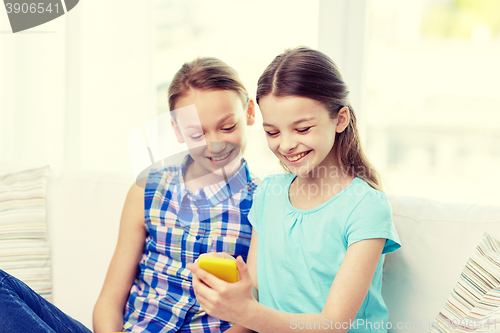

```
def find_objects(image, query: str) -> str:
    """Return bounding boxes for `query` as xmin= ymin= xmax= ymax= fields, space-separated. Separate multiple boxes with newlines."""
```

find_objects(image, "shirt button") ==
xmin=196 ymin=236 xmax=201 ymax=240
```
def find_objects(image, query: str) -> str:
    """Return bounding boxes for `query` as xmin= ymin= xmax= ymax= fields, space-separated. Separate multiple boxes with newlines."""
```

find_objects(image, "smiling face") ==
xmin=260 ymin=94 xmax=349 ymax=178
xmin=172 ymin=89 xmax=255 ymax=180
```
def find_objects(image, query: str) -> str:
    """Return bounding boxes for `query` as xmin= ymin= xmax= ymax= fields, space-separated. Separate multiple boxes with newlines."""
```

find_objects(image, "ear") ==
xmin=335 ymin=106 xmax=350 ymax=133
xmin=246 ymin=99 xmax=256 ymax=126
xmin=171 ymin=118 xmax=185 ymax=143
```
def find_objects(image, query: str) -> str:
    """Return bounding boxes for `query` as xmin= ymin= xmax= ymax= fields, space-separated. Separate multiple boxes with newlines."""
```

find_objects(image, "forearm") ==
xmin=93 ymin=295 xmax=125 ymax=333
xmin=241 ymin=301 xmax=348 ymax=333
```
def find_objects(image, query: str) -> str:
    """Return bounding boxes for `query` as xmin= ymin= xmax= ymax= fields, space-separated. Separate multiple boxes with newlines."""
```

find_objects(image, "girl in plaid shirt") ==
xmin=0 ymin=57 xmax=259 ymax=333
xmin=93 ymin=57 xmax=260 ymax=333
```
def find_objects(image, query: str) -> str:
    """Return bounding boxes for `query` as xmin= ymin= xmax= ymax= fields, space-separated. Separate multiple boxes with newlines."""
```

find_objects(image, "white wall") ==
xmin=0 ymin=10 xmax=66 ymax=171
xmin=318 ymin=0 xmax=369 ymax=124
xmin=0 ymin=0 xmax=155 ymax=328
xmin=0 ymin=0 xmax=156 ymax=178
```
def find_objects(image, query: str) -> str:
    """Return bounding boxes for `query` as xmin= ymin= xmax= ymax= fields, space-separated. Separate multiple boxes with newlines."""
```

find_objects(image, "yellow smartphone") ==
xmin=197 ymin=256 xmax=239 ymax=283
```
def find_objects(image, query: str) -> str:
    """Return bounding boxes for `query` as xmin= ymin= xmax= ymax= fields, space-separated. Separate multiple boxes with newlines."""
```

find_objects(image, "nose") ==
xmin=278 ymin=133 xmax=298 ymax=154
xmin=207 ymin=141 xmax=226 ymax=154
xmin=203 ymin=132 xmax=225 ymax=154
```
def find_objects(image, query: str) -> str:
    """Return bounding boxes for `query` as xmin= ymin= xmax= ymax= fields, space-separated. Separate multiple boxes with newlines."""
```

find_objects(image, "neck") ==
xmin=184 ymin=159 xmax=242 ymax=191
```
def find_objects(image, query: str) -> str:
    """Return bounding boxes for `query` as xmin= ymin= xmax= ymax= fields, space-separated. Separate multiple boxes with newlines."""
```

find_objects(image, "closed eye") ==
xmin=265 ymin=131 xmax=279 ymax=137
xmin=222 ymin=124 xmax=236 ymax=132
xmin=190 ymin=134 xmax=204 ymax=141
xmin=297 ymin=127 xmax=312 ymax=133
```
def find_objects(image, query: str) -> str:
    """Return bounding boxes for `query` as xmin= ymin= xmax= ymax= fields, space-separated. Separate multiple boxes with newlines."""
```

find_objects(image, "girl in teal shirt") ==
xmin=188 ymin=47 xmax=401 ymax=333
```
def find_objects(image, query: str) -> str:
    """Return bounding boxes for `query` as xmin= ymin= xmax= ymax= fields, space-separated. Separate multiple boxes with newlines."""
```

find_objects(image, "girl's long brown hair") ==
xmin=256 ymin=46 xmax=382 ymax=190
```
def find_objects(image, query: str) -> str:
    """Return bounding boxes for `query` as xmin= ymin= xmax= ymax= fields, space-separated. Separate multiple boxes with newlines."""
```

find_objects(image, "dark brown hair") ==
xmin=256 ymin=46 xmax=382 ymax=190
xmin=168 ymin=57 xmax=249 ymax=111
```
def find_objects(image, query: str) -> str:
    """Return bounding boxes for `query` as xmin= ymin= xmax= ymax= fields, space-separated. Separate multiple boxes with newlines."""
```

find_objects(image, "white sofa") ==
xmin=39 ymin=171 xmax=500 ymax=331
xmin=45 ymin=171 xmax=131 ymax=330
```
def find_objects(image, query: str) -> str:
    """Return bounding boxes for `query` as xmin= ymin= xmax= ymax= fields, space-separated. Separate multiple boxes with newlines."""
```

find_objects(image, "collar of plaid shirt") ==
xmin=176 ymin=154 xmax=252 ymax=207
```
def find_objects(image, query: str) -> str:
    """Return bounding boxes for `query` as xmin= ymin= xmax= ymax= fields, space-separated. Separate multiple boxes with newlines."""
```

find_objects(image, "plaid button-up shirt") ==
xmin=123 ymin=155 xmax=259 ymax=332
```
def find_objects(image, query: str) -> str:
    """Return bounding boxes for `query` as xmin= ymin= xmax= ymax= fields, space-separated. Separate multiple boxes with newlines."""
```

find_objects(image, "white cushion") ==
xmin=0 ymin=166 xmax=52 ymax=300
xmin=383 ymin=195 xmax=500 ymax=332
xmin=430 ymin=232 xmax=500 ymax=333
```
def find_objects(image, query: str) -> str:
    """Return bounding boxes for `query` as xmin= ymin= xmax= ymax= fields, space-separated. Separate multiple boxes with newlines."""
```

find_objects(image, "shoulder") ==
xmin=343 ymin=178 xmax=393 ymax=226
xmin=343 ymin=179 xmax=401 ymax=253
xmin=347 ymin=178 xmax=390 ymax=207
xmin=146 ymin=165 xmax=181 ymax=187
xmin=128 ymin=182 xmax=145 ymax=201
xmin=124 ymin=182 xmax=145 ymax=224
xmin=341 ymin=178 xmax=393 ymax=226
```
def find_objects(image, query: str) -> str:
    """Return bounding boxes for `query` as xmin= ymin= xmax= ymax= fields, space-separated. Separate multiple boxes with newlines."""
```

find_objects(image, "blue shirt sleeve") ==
xmin=344 ymin=190 xmax=401 ymax=254
xmin=247 ymin=176 xmax=272 ymax=234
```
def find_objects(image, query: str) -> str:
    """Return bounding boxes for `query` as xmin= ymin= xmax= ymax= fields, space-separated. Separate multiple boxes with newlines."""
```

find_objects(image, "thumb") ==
xmin=236 ymin=256 xmax=251 ymax=282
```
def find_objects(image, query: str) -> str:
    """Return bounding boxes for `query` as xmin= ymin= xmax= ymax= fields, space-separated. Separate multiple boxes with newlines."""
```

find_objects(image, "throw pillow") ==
xmin=0 ymin=166 xmax=51 ymax=301
xmin=430 ymin=232 xmax=500 ymax=332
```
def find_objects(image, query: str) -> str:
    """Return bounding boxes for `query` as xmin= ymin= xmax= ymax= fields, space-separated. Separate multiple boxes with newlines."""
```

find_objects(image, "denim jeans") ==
xmin=0 ymin=269 xmax=92 ymax=333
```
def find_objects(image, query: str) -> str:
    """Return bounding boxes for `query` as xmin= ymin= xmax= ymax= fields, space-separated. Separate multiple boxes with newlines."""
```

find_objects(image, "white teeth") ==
xmin=211 ymin=150 xmax=232 ymax=161
xmin=285 ymin=151 xmax=308 ymax=162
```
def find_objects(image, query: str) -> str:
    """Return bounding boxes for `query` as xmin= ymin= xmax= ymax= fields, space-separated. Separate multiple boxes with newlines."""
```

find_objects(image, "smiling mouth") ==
xmin=283 ymin=150 xmax=311 ymax=162
xmin=207 ymin=149 xmax=234 ymax=162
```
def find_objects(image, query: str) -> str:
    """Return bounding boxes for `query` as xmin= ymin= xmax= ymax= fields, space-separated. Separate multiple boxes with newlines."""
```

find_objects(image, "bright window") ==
xmin=365 ymin=0 xmax=500 ymax=205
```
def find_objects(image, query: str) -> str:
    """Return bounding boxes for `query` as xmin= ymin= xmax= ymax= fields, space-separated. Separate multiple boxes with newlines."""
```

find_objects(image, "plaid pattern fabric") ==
xmin=123 ymin=155 xmax=259 ymax=333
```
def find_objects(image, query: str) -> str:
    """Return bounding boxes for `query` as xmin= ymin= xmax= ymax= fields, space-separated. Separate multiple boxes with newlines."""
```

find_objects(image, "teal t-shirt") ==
xmin=248 ymin=174 xmax=401 ymax=333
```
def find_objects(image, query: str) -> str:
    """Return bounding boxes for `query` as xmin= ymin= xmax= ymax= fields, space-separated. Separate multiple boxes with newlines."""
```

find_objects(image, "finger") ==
xmin=191 ymin=271 xmax=220 ymax=299
xmin=236 ymin=256 xmax=251 ymax=281
xmin=191 ymin=275 xmax=206 ymax=299
xmin=195 ymin=292 xmax=210 ymax=306
xmin=195 ymin=293 xmax=214 ymax=315
xmin=192 ymin=281 xmax=219 ymax=309
xmin=187 ymin=261 xmax=200 ymax=271
xmin=195 ymin=266 xmax=227 ymax=290
xmin=191 ymin=272 xmax=202 ymax=289
xmin=192 ymin=271 xmax=211 ymax=290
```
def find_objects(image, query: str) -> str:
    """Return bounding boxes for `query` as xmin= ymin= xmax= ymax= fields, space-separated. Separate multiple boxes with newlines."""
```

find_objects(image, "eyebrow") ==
xmin=263 ymin=117 xmax=315 ymax=127
xmin=216 ymin=114 xmax=235 ymax=125
xmin=183 ymin=114 xmax=235 ymax=130
xmin=185 ymin=125 xmax=202 ymax=130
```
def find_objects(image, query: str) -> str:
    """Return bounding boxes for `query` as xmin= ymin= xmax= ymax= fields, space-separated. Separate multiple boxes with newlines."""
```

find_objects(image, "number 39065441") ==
xmin=5 ymin=3 xmax=60 ymax=14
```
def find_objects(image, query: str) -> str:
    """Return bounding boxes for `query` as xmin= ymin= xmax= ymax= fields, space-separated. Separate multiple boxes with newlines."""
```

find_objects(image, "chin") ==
xmin=215 ymin=151 xmax=242 ymax=177
xmin=296 ymin=169 xmax=313 ymax=178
